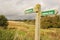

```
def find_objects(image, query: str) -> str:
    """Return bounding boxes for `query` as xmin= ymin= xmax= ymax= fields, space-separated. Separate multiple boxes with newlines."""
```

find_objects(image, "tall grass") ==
xmin=0 ymin=29 xmax=16 ymax=40
xmin=0 ymin=21 xmax=60 ymax=40
xmin=0 ymin=28 xmax=60 ymax=40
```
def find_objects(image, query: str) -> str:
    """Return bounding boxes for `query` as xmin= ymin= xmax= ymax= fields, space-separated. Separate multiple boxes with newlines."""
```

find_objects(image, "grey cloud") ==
xmin=0 ymin=0 xmax=38 ymax=20
xmin=0 ymin=0 xmax=60 ymax=20
xmin=6 ymin=13 xmax=35 ymax=20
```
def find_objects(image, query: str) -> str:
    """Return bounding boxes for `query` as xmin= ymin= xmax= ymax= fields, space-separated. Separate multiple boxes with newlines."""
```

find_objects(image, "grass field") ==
xmin=0 ymin=21 xmax=60 ymax=40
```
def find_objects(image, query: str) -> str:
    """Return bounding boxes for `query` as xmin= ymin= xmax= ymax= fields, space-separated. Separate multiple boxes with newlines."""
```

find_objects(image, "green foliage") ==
xmin=41 ymin=15 xmax=60 ymax=29
xmin=0 ymin=15 xmax=8 ymax=28
xmin=0 ymin=29 xmax=16 ymax=40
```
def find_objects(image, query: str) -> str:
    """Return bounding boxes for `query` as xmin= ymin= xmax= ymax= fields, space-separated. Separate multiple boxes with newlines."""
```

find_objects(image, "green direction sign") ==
xmin=42 ymin=10 xmax=55 ymax=16
xmin=25 ymin=8 xmax=56 ymax=16
xmin=25 ymin=8 xmax=34 ymax=13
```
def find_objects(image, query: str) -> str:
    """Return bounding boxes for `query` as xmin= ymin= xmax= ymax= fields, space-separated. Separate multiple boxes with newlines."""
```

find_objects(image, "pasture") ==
xmin=0 ymin=21 xmax=60 ymax=40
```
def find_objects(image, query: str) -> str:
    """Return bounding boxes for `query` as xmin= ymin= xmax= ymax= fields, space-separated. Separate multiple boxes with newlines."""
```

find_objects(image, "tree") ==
xmin=0 ymin=15 xmax=8 ymax=28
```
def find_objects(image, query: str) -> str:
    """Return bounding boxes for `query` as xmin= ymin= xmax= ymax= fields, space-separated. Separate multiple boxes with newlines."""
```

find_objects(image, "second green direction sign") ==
xmin=42 ymin=10 xmax=55 ymax=16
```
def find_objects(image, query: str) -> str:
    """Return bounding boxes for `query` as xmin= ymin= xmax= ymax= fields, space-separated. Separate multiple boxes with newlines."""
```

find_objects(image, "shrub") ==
xmin=0 ymin=15 xmax=8 ymax=28
xmin=41 ymin=15 xmax=60 ymax=29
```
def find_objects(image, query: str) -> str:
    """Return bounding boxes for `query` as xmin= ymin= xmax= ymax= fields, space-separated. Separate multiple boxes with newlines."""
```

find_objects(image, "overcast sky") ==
xmin=0 ymin=0 xmax=60 ymax=20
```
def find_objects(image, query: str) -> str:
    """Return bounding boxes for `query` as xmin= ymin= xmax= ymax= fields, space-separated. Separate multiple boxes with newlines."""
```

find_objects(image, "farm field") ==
xmin=0 ymin=21 xmax=60 ymax=40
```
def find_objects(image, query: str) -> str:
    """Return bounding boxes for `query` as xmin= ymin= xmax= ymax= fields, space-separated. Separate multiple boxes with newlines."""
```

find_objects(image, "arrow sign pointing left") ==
xmin=24 ymin=8 xmax=34 ymax=14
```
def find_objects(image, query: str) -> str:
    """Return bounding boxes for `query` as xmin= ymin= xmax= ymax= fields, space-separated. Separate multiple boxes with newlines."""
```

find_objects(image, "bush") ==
xmin=0 ymin=15 xmax=8 ymax=28
xmin=41 ymin=15 xmax=60 ymax=29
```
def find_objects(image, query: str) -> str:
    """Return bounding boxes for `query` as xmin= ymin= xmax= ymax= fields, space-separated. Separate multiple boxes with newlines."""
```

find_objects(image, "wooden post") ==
xmin=34 ymin=4 xmax=41 ymax=40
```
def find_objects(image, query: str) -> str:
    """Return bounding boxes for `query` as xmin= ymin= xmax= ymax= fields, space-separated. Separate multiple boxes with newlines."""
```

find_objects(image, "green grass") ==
xmin=0 ymin=29 xmax=16 ymax=40
xmin=0 ymin=28 xmax=60 ymax=40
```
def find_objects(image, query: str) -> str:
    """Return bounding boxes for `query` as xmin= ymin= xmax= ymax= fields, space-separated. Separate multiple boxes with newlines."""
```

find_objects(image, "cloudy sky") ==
xmin=0 ymin=0 xmax=60 ymax=20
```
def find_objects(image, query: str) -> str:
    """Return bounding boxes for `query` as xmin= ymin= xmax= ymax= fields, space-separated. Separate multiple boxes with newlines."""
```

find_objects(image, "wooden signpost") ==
xmin=25 ymin=4 xmax=41 ymax=40
xmin=33 ymin=4 xmax=41 ymax=40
